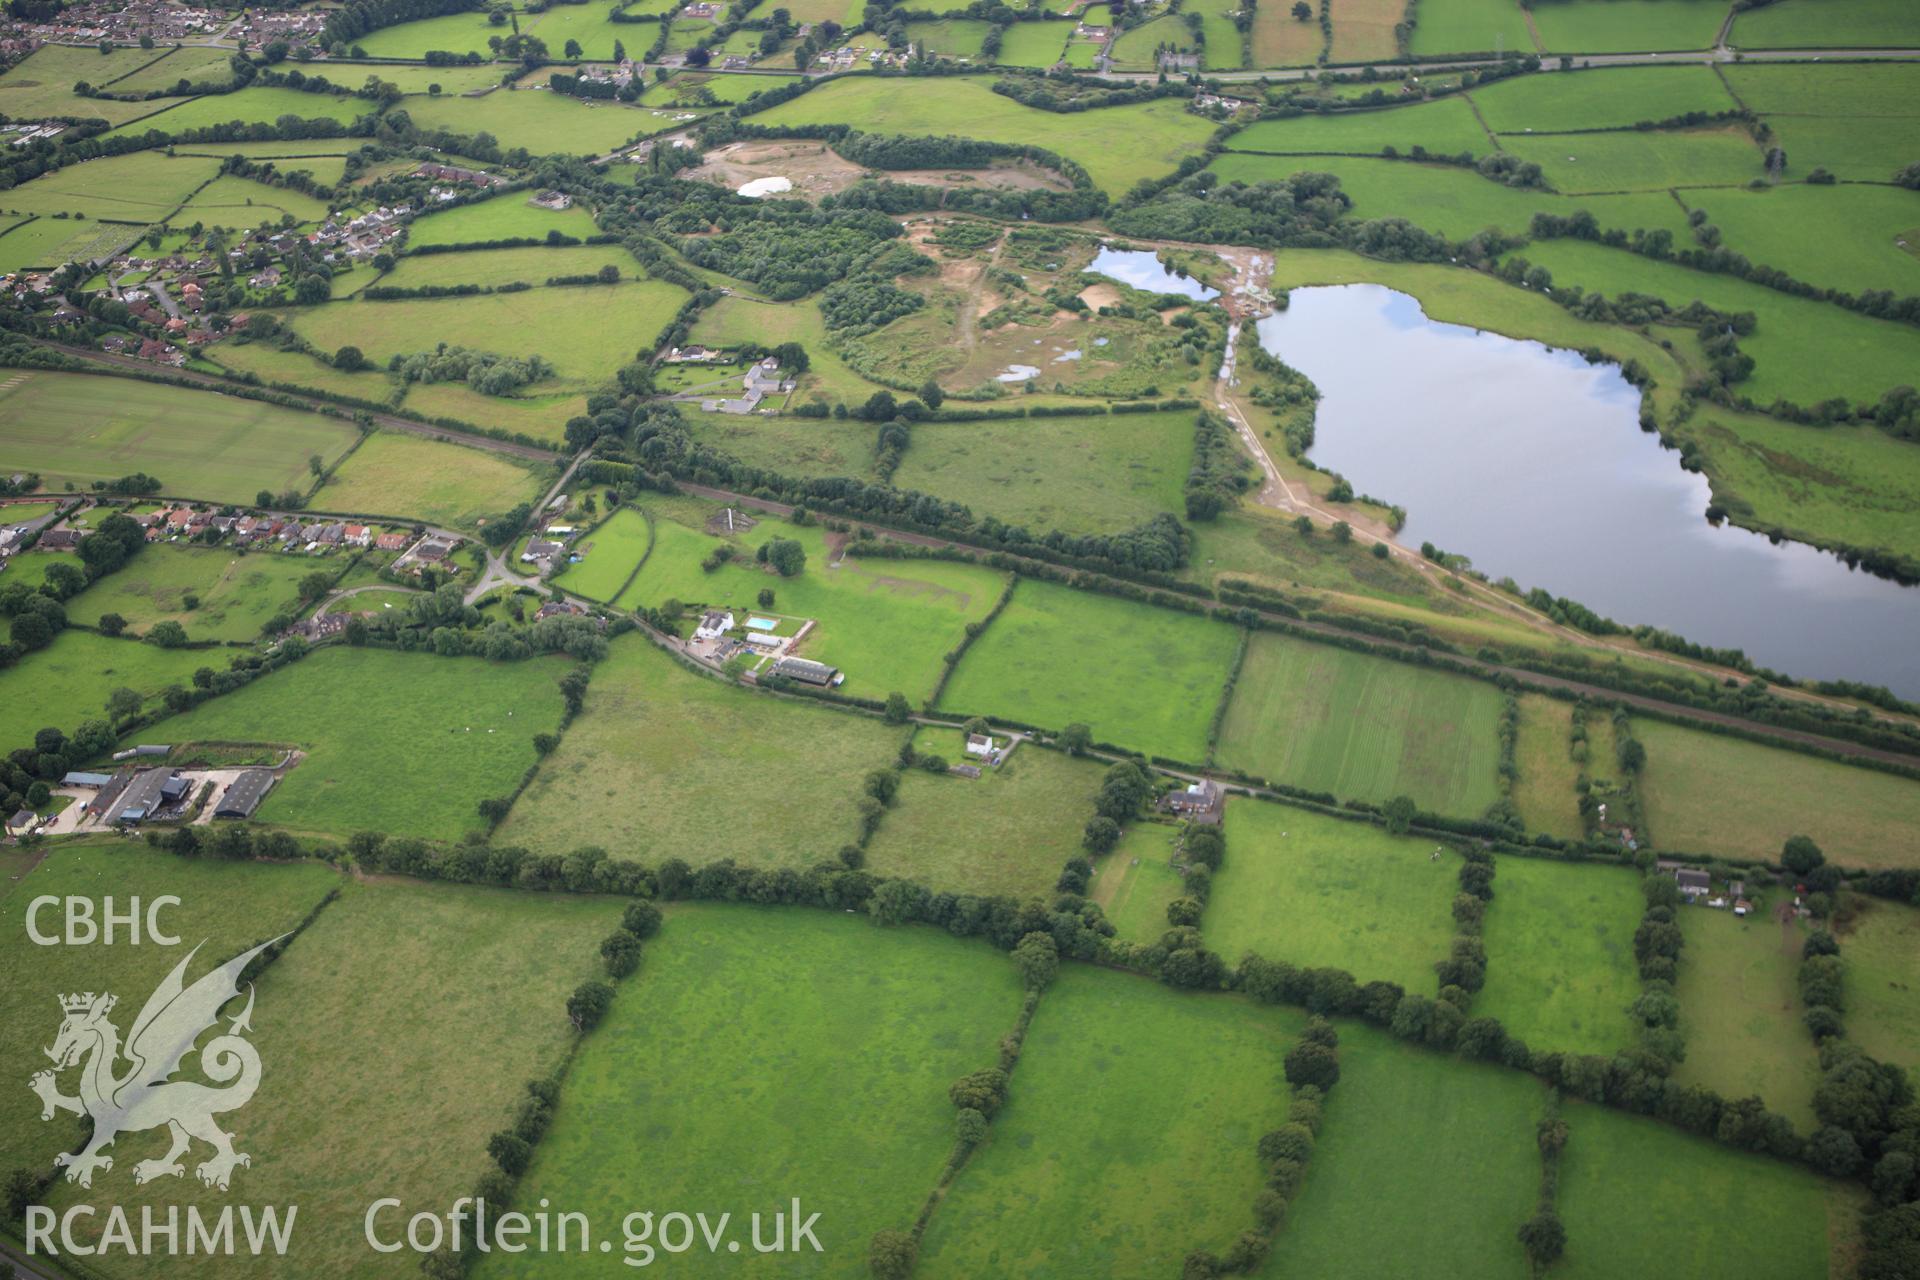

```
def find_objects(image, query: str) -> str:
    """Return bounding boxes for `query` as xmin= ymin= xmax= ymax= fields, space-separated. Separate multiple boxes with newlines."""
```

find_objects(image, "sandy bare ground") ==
xmin=683 ymin=140 xmax=1074 ymax=200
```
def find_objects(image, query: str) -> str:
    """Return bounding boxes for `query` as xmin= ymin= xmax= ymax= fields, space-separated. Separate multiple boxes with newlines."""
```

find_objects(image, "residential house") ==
xmin=375 ymin=531 xmax=412 ymax=551
xmin=1163 ymin=777 xmax=1224 ymax=824
xmin=343 ymin=524 xmax=372 ymax=547
xmin=694 ymin=610 xmax=735 ymax=640
xmin=1674 ymin=868 xmax=1712 ymax=899
xmin=37 ymin=529 xmax=82 ymax=550
xmin=522 ymin=538 xmax=564 ymax=565
xmin=965 ymin=733 xmax=996 ymax=759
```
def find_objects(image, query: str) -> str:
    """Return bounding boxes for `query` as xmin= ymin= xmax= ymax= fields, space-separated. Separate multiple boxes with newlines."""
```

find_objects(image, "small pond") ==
xmin=1090 ymin=247 xmax=1219 ymax=301
xmin=1255 ymin=284 xmax=1920 ymax=695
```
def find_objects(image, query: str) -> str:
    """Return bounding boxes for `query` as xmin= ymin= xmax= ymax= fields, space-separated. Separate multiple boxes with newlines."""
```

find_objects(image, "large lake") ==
xmin=1253 ymin=284 xmax=1920 ymax=696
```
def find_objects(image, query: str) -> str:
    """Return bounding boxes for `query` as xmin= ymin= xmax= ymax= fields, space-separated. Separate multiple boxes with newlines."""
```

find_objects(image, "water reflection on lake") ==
xmin=1255 ymin=284 xmax=1920 ymax=695
xmin=1090 ymin=247 xmax=1219 ymax=300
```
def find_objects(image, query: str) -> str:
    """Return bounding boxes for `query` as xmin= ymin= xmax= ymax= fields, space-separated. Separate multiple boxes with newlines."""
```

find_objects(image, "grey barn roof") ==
xmin=214 ymin=770 xmax=275 ymax=819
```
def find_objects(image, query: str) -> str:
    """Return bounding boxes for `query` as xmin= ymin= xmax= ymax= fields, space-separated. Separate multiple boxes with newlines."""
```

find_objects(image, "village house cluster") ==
xmin=227 ymin=7 xmax=329 ymax=51
xmin=20 ymin=0 xmax=226 ymax=45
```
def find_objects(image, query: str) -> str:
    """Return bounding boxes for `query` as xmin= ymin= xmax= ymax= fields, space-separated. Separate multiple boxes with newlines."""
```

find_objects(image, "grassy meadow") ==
xmin=0 ymin=372 xmax=359 ymax=504
xmin=1526 ymin=0 xmax=1729 ymax=52
xmin=0 ymin=629 xmax=240 ymax=752
xmin=486 ymin=905 xmax=1026 ymax=1278
xmin=0 ymin=44 xmax=187 ymax=125
xmin=617 ymin=500 xmax=1009 ymax=701
xmin=1086 ymin=821 xmax=1189 ymax=944
xmin=1498 ymin=126 xmax=1765 ymax=192
xmin=936 ymin=577 xmax=1241 ymax=761
xmin=63 ymin=544 xmax=322 ymax=643
xmin=1730 ymin=0 xmax=1920 ymax=47
xmin=43 ymin=876 xmax=623 ymax=1280
xmin=1407 ymin=0 xmax=1530 ymax=56
xmin=145 ymin=648 xmax=571 ymax=841
xmin=1470 ymin=65 xmax=1737 ymax=132
xmin=1835 ymin=897 xmax=1920 ymax=1083
xmin=1555 ymin=1101 xmax=1854 ymax=1280
xmin=495 ymin=636 xmax=900 ymax=861
xmin=1475 ymin=857 xmax=1643 ymax=1057
xmin=1510 ymin=693 xmax=1583 ymax=839
xmin=319 ymin=431 xmax=546 ymax=529
xmin=890 ymin=410 xmax=1196 ymax=536
xmin=1512 ymin=238 xmax=1920 ymax=406
xmin=1206 ymin=799 xmax=1459 ymax=991
xmin=1227 ymin=95 xmax=1491 ymax=157
xmin=862 ymin=734 xmax=1107 ymax=898
xmin=0 ymin=842 xmax=342 ymax=1176
xmin=283 ymin=277 xmax=687 ymax=390
xmin=406 ymin=191 xmax=601 ymax=247
xmin=753 ymin=76 xmax=1218 ymax=195
xmin=1670 ymin=905 xmax=1821 ymax=1129
xmin=105 ymin=87 xmax=373 ymax=139
xmin=396 ymin=91 xmax=671 ymax=156
xmin=1635 ymin=719 xmax=1920 ymax=870
xmin=373 ymin=244 xmax=635 ymax=292
xmin=1681 ymin=182 xmax=1920 ymax=297
xmin=1214 ymin=633 xmax=1505 ymax=816
xmin=551 ymin=506 xmax=652 ymax=601
xmin=1260 ymin=1023 xmax=1542 ymax=1280
xmin=916 ymin=967 xmax=1302 ymax=1278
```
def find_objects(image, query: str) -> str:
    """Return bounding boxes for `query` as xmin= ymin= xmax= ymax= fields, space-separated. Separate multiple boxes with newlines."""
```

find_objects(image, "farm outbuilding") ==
xmin=214 ymin=769 xmax=275 ymax=820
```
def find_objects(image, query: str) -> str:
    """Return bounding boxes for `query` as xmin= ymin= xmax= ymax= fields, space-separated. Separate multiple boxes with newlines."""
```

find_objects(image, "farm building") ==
xmin=770 ymin=656 xmax=840 ymax=687
xmin=214 ymin=770 xmax=275 ymax=820
xmin=111 ymin=744 xmax=170 ymax=761
xmin=1162 ymin=777 xmax=1224 ymax=824
xmin=60 ymin=771 xmax=112 ymax=788
xmin=100 ymin=768 xmax=187 ymax=825
xmin=7 ymin=809 xmax=36 ymax=836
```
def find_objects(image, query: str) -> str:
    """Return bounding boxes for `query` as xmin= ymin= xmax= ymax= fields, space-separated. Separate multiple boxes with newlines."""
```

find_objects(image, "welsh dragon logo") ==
xmin=28 ymin=938 xmax=282 ymax=1191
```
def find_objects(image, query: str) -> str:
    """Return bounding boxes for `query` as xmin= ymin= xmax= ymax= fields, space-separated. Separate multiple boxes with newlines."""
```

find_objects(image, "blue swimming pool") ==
xmin=746 ymin=616 xmax=778 ymax=631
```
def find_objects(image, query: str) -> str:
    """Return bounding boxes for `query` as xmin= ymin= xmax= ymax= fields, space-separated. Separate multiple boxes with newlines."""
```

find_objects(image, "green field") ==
xmin=1227 ymin=95 xmax=1491 ymax=157
xmin=105 ymin=86 xmax=374 ymax=139
xmin=552 ymin=506 xmax=652 ymax=600
xmin=406 ymin=190 xmax=601 ymax=247
xmin=283 ymin=278 xmax=686 ymax=390
xmin=0 ymin=217 xmax=141 ymax=273
xmin=1408 ymin=0 xmax=1530 ymax=55
xmin=1208 ymin=152 xmax=1695 ymax=241
xmin=936 ymin=577 xmax=1241 ymax=761
xmin=41 ymin=875 xmax=622 ymax=1280
xmin=753 ymin=76 xmax=1218 ymax=195
xmin=1251 ymin=0 xmax=1327 ymax=64
xmin=890 ymin=410 xmax=1196 ymax=536
xmin=1215 ymin=633 xmax=1505 ymax=816
xmin=0 ymin=44 xmax=187 ymax=126
xmin=1499 ymin=125 xmax=1764 ymax=192
xmin=1635 ymin=718 xmax=1920 ymax=869
xmin=0 ymin=372 xmax=360 ymax=504
xmin=688 ymin=293 xmax=899 ymax=407
xmin=1721 ymin=64 xmax=1920 ymax=181
xmin=994 ymin=19 xmax=1072 ymax=65
xmin=3 ymin=150 xmax=223 ymax=222
xmin=177 ymin=173 xmax=332 ymax=228
xmin=1511 ymin=693 xmax=1583 ymax=839
xmin=376 ymin=243 xmax=635 ymax=291
xmin=1670 ymin=905 xmax=1821 ymax=1129
xmin=862 ymin=733 xmax=1106 ymax=898
xmin=1086 ymin=820 xmax=1189 ymax=943
xmin=1681 ymin=406 xmax=1920 ymax=566
xmin=397 ymin=382 xmax=589 ymax=444
xmin=1681 ymin=182 xmax=1920 ymax=297
xmin=319 ymin=431 xmax=546 ymax=529
xmin=1731 ymin=0 xmax=1920 ymax=47
xmin=496 ymin=636 xmax=899 ymax=861
xmin=146 ymin=647 xmax=570 ymax=840
xmin=905 ymin=18 xmax=996 ymax=58
xmin=1206 ymin=798 xmax=1460 ymax=990
xmin=64 ymin=544 xmax=323 ymax=643
xmin=0 ymin=842 xmax=343 ymax=1176
xmin=1326 ymin=0 xmax=1405 ymax=62
xmin=397 ymin=91 xmax=670 ymax=157
xmin=917 ymin=966 xmax=1301 ymax=1277
xmin=207 ymin=338 xmax=399 ymax=403
xmin=486 ymin=905 xmax=1025 ymax=1278
xmin=1471 ymin=65 xmax=1737 ymax=133
xmin=1475 ymin=857 xmax=1642 ymax=1056
xmin=1514 ymin=238 xmax=1920 ymax=406
xmin=616 ymin=499 xmax=1009 ymax=701
xmin=1555 ymin=1100 xmax=1851 ymax=1280
xmin=353 ymin=11 xmax=520 ymax=57
xmin=1261 ymin=1023 xmax=1542 ymax=1279
xmin=0 ymin=629 xmax=218 ymax=751
xmin=1527 ymin=0 xmax=1728 ymax=52
xmin=1835 ymin=896 xmax=1920 ymax=1083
